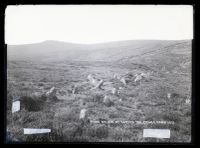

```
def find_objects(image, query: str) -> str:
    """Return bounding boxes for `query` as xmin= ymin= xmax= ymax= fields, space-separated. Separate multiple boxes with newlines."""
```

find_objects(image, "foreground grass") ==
xmin=7 ymin=42 xmax=191 ymax=142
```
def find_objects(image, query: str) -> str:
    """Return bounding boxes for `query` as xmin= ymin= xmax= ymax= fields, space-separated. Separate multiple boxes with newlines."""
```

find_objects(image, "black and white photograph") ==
xmin=5 ymin=5 xmax=193 ymax=143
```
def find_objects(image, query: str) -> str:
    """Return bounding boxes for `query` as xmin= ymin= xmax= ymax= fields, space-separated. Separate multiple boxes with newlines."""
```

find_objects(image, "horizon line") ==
xmin=6 ymin=39 xmax=193 ymax=46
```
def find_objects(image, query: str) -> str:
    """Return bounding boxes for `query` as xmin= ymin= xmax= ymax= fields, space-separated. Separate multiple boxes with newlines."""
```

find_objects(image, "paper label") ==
xmin=12 ymin=101 xmax=20 ymax=113
xmin=24 ymin=128 xmax=51 ymax=134
xmin=143 ymin=129 xmax=170 ymax=138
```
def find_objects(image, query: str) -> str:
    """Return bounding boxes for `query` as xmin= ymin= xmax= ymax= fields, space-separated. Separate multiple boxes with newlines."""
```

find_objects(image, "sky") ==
xmin=5 ymin=5 xmax=193 ymax=45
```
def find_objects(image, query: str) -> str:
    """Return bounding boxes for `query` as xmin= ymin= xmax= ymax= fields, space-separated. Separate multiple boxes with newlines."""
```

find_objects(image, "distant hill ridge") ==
xmin=7 ymin=40 xmax=191 ymax=62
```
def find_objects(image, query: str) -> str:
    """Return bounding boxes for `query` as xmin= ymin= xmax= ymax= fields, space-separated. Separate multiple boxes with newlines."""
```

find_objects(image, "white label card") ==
xmin=143 ymin=129 xmax=170 ymax=138
xmin=12 ymin=101 xmax=20 ymax=113
xmin=24 ymin=128 xmax=51 ymax=134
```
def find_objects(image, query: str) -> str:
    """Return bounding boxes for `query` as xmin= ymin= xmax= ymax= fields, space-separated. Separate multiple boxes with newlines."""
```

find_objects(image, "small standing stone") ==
xmin=72 ymin=86 xmax=77 ymax=94
xmin=111 ymin=88 xmax=118 ymax=95
xmin=119 ymin=87 xmax=123 ymax=90
xmin=113 ymin=74 xmax=118 ymax=79
xmin=120 ymin=77 xmax=127 ymax=86
xmin=79 ymin=109 xmax=87 ymax=119
xmin=94 ymin=79 xmax=104 ymax=89
xmin=46 ymin=87 xmax=57 ymax=101
xmin=46 ymin=87 xmax=56 ymax=97
xmin=185 ymin=99 xmax=191 ymax=104
xmin=167 ymin=93 xmax=171 ymax=99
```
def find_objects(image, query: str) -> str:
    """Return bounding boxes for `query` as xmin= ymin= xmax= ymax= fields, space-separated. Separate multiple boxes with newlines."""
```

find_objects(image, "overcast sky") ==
xmin=5 ymin=5 xmax=193 ymax=45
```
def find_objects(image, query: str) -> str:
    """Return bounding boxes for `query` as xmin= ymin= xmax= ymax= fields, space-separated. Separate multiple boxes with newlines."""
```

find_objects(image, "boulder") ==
xmin=103 ymin=96 xmax=113 ymax=107
xmin=134 ymin=75 xmax=143 ymax=82
xmin=87 ymin=74 xmax=104 ymax=89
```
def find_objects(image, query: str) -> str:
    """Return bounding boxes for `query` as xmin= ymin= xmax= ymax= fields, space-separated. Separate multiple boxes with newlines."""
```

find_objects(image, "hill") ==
xmin=7 ymin=40 xmax=191 ymax=62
